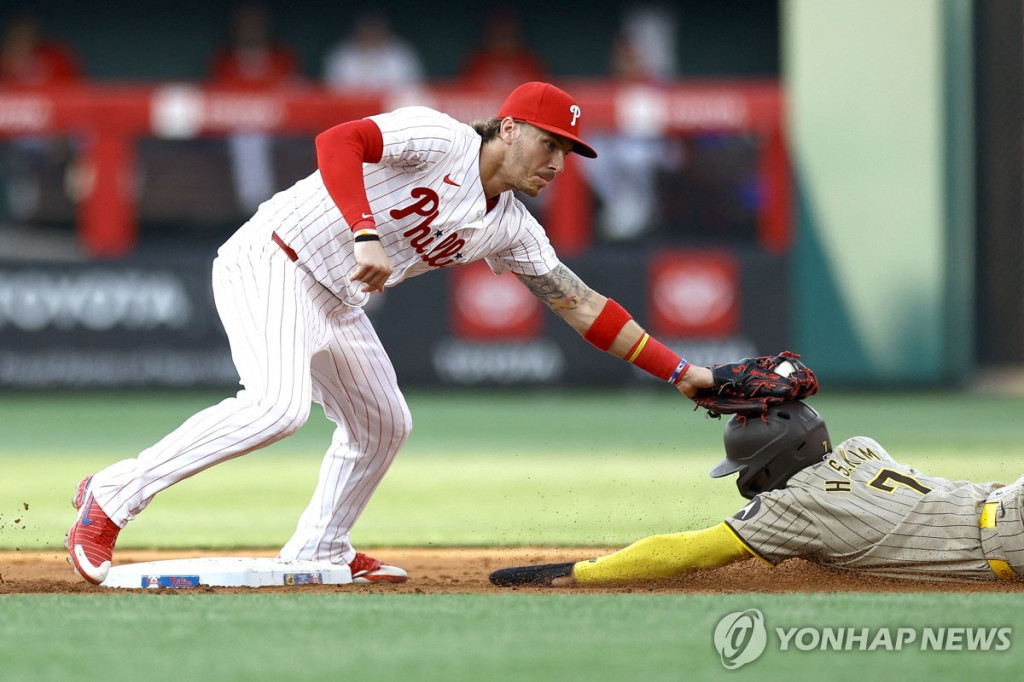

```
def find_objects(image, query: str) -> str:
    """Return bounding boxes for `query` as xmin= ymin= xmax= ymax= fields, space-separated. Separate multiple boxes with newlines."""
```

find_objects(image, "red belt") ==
xmin=271 ymin=231 xmax=298 ymax=262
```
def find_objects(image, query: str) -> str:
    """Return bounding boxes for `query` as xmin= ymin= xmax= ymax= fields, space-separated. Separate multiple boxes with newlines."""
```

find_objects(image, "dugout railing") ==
xmin=0 ymin=81 xmax=788 ymax=259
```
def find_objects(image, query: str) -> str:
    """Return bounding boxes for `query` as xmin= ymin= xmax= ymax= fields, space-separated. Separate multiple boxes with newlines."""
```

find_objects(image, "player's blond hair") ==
xmin=471 ymin=118 xmax=503 ymax=142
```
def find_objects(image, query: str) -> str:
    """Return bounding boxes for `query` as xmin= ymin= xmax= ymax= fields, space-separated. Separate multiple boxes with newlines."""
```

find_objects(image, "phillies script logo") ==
xmin=390 ymin=188 xmax=466 ymax=268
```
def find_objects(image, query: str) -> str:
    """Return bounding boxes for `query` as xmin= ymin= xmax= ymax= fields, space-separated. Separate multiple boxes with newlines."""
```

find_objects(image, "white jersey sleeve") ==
xmin=370 ymin=106 xmax=457 ymax=171
xmin=482 ymin=195 xmax=559 ymax=278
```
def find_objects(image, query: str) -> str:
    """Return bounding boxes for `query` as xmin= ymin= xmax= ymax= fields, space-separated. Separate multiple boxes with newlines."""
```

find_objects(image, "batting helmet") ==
xmin=709 ymin=400 xmax=832 ymax=499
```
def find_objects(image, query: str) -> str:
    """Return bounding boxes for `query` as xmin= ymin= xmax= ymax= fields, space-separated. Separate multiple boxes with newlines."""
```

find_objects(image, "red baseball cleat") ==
xmin=66 ymin=476 xmax=121 ymax=585
xmin=349 ymin=552 xmax=407 ymax=583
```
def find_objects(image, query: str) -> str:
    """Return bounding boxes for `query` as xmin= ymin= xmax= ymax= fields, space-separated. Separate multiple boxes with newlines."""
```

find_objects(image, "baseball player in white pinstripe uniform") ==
xmin=491 ymin=400 xmax=1024 ymax=587
xmin=66 ymin=81 xmax=721 ymax=585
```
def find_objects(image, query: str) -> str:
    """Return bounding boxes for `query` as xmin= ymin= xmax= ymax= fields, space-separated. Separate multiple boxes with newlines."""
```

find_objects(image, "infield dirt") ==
xmin=3 ymin=549 xmax=1024 ymax=595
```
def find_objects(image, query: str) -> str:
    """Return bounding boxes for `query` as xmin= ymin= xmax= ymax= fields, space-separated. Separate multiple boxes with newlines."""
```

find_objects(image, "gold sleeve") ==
xmin=573 ymin=522 xmax=754 ymax=585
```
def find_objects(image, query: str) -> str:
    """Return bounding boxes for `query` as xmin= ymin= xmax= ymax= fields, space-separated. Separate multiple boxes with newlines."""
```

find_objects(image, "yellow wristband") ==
xmin=626 ymin=333 xmax=649 ymax=363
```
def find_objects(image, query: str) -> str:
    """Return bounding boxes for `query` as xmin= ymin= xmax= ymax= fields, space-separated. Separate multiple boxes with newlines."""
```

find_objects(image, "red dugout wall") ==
xmin=0 ymin=81 xmax=788 ymax=258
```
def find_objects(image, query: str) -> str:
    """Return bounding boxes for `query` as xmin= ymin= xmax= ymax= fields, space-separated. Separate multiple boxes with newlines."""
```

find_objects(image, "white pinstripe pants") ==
xmin=90 ymin=236 xmax=412 ymax=563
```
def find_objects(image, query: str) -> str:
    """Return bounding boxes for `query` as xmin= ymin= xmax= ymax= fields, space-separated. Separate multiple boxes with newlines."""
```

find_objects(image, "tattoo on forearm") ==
xmin=517 ymin=265 xmax=592 ymax=312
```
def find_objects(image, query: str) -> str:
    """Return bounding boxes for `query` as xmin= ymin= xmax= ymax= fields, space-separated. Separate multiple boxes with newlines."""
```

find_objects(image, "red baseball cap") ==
xmin=497 ymin=81 xmax=598 ymax=158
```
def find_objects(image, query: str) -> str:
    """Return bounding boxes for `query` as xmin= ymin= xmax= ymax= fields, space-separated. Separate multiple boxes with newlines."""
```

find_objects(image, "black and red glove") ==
xmin=691 ymin=351 xmax=819 ymax=417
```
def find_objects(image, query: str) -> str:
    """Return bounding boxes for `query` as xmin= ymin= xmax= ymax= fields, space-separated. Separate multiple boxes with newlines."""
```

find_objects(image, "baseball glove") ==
xmin=691 ymin=351 xmax=818 ymax=417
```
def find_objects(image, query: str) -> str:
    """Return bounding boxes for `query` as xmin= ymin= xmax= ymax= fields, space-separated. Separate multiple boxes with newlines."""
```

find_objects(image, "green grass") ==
xmin=3 ymin=389 xmax=1024 ymax=681
xmin=1 ymin=389 xmax=1022 ymax=549
xmin=1 ymin=592 xmax=1022 ymax=682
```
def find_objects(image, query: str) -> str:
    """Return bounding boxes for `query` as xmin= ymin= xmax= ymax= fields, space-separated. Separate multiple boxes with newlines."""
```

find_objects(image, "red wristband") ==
xmin=584 ymin=299 xmax=632 ymax=351
xmin=627 ymin=333 xmax=688 ymax=383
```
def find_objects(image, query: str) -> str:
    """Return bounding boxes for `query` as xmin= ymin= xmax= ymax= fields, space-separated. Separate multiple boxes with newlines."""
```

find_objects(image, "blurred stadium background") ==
xmin=0 ymin=0 xmax=1015 ymax=394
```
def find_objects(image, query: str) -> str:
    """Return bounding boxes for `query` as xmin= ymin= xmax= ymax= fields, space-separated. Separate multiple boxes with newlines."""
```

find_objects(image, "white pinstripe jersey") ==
xmin=726 ymin=437 xmax=1020 ymax=580
xmin=235 ymin=105 xmax=559 ymax=306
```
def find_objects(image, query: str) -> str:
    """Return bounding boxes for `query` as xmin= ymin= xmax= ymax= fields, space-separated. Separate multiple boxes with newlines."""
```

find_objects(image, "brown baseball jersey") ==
xmin=726 ymin=436 xmax=1024 ymax=581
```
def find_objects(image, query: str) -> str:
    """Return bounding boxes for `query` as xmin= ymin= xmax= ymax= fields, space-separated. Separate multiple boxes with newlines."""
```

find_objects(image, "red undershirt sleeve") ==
xmin=315 ymin=118 xmax=384 ymax=233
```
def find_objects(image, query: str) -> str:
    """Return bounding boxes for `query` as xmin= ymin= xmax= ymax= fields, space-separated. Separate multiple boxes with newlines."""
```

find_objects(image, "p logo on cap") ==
xmin=497 ymin=82 xmax=598 ymax=158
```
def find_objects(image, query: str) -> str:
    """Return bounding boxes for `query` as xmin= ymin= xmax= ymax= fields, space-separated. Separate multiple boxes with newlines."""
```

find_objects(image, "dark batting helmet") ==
xmin=709 ymin=400 xmax=832 ymax=499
